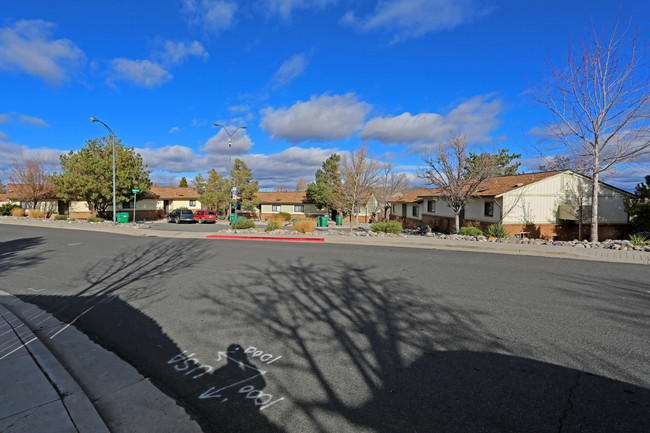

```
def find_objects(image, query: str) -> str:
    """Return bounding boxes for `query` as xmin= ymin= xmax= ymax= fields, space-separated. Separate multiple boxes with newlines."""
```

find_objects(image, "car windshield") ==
xmin=180 ymin=210 xmax=193 ymax=215
xmin=206 ymin=212 xmax=215 ymax=216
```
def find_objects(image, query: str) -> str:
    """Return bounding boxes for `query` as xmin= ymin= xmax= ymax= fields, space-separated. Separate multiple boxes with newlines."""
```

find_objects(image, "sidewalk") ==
xmin=1 ymin=216 xmax=648 ymax=265
xmin=0 ymin=291 xmax=204 ymax=433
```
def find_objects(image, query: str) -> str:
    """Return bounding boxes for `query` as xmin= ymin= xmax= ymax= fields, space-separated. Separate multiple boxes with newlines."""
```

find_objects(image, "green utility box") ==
xmin=117 ymin=212 xmax=129 ymax=223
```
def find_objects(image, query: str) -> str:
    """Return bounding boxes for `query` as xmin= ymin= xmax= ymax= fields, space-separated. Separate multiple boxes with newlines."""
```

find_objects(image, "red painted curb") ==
xmin=206 ymin=235 xmax=325 ymax=242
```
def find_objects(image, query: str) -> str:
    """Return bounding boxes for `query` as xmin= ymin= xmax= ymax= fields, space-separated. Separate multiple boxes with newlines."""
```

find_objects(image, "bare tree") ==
xmin=340 ymin=143 xmax=381 ymax=232
xmin=530 ymin=13 xmax=650 ymax=241
xmin=374 ymin=163 xmax=409 ymax=221
xmin=276 ymin=183 xmax=289 ymax=192
xmin=8 ymin=156 xmax=52 ymax=209
xmin=418 ymin=131 xmax=496 ymax=233
xmin=295 ymin=178 xmax=308 ymax=191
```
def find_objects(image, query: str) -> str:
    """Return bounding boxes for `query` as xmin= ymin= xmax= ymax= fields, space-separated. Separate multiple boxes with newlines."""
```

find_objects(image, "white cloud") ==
xmin=169 ymin=127 xmax=180 ymax=134
xmin=361 ymin=94 xmax=503 ymax=152
xmin=203 ymin=129 xmax=254 ymax=154
xmin=0 ymin=20 xmax=85 ymax=85
xmin=181 ymin=0 xmax=238 ymax=35
xmin=266 ymin=0 xmax=338 ymax=20
xmin=156 ymin=40 xmax=208 ymax=66
xmin=0 ymin=114 xmax=12 ymax=125
xmin=0 ymin=131 xmax=7 ymax=141
xmin=271 ymin=53 xmax=309 ymax=87
xmin=110 ymin=59 xmax=172 ymax=88
xmin=136 ymin=144 xmax=199 ymax=173
xmin=18 ymin=115 xmax=50 ymax=128
xmin=0 ymin=141 xmax=63 ymax=171
xmin=260 ymin=93 xmax=372 ymax=142
xmin=343 ymin=0 xmax=492 ymax=43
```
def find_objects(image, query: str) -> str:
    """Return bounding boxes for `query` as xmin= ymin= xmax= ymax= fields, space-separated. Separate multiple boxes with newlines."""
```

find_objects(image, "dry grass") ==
xmin=11 ymin=207 xmax=26 ymax=217
xmin=293 ymin=218 xmax=317 ymax=233
xmin=28 ymin=209 xmax=45 ymax=218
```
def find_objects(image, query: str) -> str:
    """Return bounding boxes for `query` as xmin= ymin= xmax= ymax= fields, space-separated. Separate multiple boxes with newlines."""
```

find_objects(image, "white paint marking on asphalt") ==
xmin=49 ymin=305 xmax=95 ymax=340
xmin=26 ymin=287 xmax=44 ymax=292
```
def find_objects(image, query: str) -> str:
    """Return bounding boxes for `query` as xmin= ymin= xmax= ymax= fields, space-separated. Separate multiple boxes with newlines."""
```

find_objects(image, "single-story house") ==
xmin=390 ymin=170 xmax=631 ymax=241
xmin=5 ymin=184 xmax=201 ymax=220
xmin=252 ymin=191 xmax=380 ymax=222
xmin=254 ymin=191 xmax=327 ymax=220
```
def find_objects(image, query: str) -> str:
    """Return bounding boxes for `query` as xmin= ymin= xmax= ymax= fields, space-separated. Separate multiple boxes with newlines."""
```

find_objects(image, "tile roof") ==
xmin=0 ymin=193 xmax=8 ymax=202
xmin=255 ymin=191 xmax=310 ymax=204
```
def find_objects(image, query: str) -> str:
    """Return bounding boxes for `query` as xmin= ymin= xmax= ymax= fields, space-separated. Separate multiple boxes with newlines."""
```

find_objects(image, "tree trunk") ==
xmin=454 ymin=213 xmax=460 ymax=234
xmin=590 ymin=172 xmax=599 ymax=242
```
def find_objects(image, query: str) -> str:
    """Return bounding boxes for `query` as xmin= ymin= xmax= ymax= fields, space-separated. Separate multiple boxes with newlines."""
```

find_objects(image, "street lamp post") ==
xmin=213 ymin=124 xmax=246 ymax=232
xmin=90 ymin=117 xmax=117 ymax=225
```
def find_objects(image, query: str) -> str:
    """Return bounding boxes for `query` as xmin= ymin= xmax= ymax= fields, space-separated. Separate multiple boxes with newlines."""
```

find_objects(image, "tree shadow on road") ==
xmin=13 ymin=239 xmax=284 ymax=433
xmin=189 ymin=257 xmax=650 ymax=432
xmin=0 ymin=237 xmax=47 ymax=275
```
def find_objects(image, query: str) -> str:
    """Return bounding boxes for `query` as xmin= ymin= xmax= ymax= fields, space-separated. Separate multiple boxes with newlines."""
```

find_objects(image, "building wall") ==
xmin=501 ymin=174 xmax=629 ymax=224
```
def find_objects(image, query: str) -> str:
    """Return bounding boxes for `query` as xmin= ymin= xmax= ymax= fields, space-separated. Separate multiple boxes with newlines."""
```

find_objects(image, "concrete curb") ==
xmin=206 ymin=235 xmax=325 ymax=242
xmin=0 ymin=292 xmax=110 ymax=433
xmin=2 ymin=218 xmax=648 ymax=265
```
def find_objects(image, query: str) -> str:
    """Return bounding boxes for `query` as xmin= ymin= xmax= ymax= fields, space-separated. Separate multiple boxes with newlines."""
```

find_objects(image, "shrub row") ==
xmin=371 ymin=221 xmax=403 ymax=234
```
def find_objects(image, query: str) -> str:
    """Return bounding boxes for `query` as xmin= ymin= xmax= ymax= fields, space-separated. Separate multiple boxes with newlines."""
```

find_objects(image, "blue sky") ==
xmin=1 ymin=0 xmax=648 ymax=191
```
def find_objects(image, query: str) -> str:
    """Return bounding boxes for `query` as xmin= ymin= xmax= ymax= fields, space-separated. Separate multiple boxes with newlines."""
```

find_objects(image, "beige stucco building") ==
xmin=390 ymin=171 xmax=631 ymax=241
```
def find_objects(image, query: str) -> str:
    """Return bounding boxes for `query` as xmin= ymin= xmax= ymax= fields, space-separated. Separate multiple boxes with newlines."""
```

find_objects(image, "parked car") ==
xmin=167 ymin=209 xmax=195 ymax=224
xmin=193 ymin=210 xmax=217 ymax=224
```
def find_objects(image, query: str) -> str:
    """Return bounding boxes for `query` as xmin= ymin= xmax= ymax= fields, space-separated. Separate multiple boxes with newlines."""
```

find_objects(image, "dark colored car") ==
xmin=193 ymin=210 xmax=217 ymax=224
xmin=167 ymin=209 xmax=196 ymax=224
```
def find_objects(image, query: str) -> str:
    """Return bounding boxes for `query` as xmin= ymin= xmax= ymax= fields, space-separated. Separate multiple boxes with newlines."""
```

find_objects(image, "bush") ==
xmin=371 ymin=220 xmax=402 ymax=234
xmin=11 ymin=207 xmax=25 ymax=217
xmin=459 ymin=226 xmax=483 ymax=236
xmin=293 ymin=218 xmax=317 ymax=233
xmin=232 ymin=218 xmax=256 ymax=229
xmin=28 ymin=209 xmax=45 ymax=218
xmin=629 ymin=234 xmax=648 ymax=246
xmin=464 ymin=220 xmax=482 ymax=229
xmin=273 ymin=211 xmax=292 ymax=222
xmin=87 ymin=216 xmax=105 ymax=223
xmin=54 ymin=215 xmax=68 ymax=221
xmin=265 ymin=221 xmax=280 ymax=232
xmin=486 ymin=224 xmax=510 ymax=239
xmin=0 ymin=203 xmax=20 ymax=216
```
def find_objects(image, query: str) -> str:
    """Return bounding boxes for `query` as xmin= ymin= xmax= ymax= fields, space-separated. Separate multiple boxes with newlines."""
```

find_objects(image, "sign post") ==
xmin=132 ymin=189 xmax=140 ymax=223
xmin=231 ymin=187 xmax=237 ymax=232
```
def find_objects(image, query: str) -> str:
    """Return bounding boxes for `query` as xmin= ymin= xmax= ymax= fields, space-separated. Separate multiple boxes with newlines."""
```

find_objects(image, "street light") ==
xmin=213 ymin=124 xmax=246 ymax=232
xmin=90 ymin=117 xmax=117 ymax=225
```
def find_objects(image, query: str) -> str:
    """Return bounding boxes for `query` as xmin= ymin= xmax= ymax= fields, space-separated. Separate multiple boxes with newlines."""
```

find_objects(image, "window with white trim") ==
xmin=294 ymin=205 xmax=305 ymax=213
xmin=272 ymin=205 xmax=281 ymax=212
xmin=427 ymin=200 xmax=436 ymax=213
xmin=189 ymin=200 xmax=196 ymax=207
xmin=412 ymin=205 xmax=419 ymax=217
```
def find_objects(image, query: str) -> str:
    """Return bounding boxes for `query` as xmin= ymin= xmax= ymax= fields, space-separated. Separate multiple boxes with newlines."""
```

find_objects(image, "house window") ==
xmin=412 ymin=205 xmax=419 ymax=217
xmin=272 ymin=205 xmax=281 ymax=212
xmin=427 ymin=200 xmax=436 ymax=213
xmin=189 ymin=200 xmax=196 ymax=207
xmin=392 ymin=204 xmax=397 ymax=214
xmin=294 ymin=205 xmax=305 ymax=213
xmin=484 ymin=201 xmax=494 ymax=217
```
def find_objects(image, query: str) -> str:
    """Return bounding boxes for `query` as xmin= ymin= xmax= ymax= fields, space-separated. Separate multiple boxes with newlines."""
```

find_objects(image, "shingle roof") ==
xmin=0 ymin=193 xmax=8 ymax=202
xmin=391 ymin=171 xmax=567 ymax=203
xmin=255 ymin=191 xmax=310 ymax=204
xmin=146 ymin=186 xmax=200 ymax=199
xmin=6 ymin=183 xmax=59 ymax=200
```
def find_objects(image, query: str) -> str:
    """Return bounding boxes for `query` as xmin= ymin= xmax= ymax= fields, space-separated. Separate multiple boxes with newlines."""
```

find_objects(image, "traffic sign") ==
xmin=132 ymin=189 xmax=140 ymax=193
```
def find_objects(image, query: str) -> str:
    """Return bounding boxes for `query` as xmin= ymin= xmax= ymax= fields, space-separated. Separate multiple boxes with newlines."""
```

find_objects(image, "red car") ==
xmin=193 ymin=210 xmax=217 ymax=224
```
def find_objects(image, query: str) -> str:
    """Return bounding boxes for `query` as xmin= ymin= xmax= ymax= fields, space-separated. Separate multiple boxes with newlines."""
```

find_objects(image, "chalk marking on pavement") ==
xmin=49 ymin=305 xmax=95 ymax=340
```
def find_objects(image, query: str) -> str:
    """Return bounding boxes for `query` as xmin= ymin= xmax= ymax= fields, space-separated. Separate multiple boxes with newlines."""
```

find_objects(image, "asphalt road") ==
xmin=1 ymin=224 xmax=648 ymax=433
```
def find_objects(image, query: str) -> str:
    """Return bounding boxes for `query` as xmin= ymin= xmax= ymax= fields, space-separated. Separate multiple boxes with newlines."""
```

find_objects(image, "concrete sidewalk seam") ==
xmin=0 ymin=292 xmax=111 ymax=433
